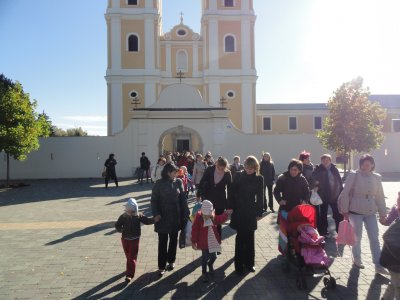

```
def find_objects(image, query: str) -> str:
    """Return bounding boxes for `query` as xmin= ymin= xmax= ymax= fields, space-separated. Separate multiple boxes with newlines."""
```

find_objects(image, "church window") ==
xmin=224 ymin=0 xmax=234 ymax=7
xmin=177 ymin=29 xmax=187 ymax=36
xmin=263 ymin=117 xmax=272 ymax=131
xmin=224 ymin=35 xmax=235 ymax=52
xmin=289 ymin=116 xmax=297 ymax=131
xmin=226 ymin=90 xmax=236 ymax=99
xmin=176 ymin=50 xmax=188 ymax=72
xmin=127 ymin=0 xmax=138 ymax=5
xmin=314 ymin=116 xmax=322 ymax=130
xmin=127 ymin=34 xmax=139 ymax=52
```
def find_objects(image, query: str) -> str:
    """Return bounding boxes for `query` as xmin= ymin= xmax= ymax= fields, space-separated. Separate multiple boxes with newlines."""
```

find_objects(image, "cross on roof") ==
xmin=180 ymin=12 xmax=184 ymax=23
xmin=176 ymin=70 xmax=185 ymax=83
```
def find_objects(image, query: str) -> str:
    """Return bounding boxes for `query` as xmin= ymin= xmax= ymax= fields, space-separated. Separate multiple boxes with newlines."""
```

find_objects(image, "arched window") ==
xmin=127 ymin=34 xmax=139 ymax=52
xmin=176 ymin=50 xmax=188 ymax=72
xmin=224 ymin=35 xmax=235 ymax=52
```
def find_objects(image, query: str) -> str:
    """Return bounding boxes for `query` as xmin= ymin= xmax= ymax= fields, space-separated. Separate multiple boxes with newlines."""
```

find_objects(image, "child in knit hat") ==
xmin=115 ymin=198 xmax=154 ymax=282
xmin=191 ymin=200 xmax=232 ymax=282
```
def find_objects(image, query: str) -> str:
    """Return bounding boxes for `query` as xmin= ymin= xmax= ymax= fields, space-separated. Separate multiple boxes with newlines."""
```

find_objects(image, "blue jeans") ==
xmin=349 ymin=213 xmax=381 ymax=266
xmin=201 ymin=250 xmax=217 ymax=273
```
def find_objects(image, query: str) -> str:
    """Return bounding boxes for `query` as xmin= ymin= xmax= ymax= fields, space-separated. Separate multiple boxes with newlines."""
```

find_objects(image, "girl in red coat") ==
xmin=191 ymin=200 xmax=231 ymax=282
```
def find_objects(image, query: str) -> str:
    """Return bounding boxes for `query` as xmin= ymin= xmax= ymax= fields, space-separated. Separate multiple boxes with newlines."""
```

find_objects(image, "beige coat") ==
xmin=338 ymin=171 xmax=386 ymax=218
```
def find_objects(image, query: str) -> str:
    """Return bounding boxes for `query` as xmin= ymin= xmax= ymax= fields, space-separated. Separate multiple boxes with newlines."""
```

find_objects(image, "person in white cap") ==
xmin=191 ymin=200 xmax=232 ymax=282
xmin=115 ymin=198 xmax=154 ymax=282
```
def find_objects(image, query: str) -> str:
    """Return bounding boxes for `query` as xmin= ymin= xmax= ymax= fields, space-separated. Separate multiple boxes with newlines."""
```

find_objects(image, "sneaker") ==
xmin=375 ymin=265 xmax=390 ymax=276
xmin=353 ymin=258 xmax=365 ymax=269
xmin=166 ymin=263 xmax=175 ymax=271
xmin=125 ymin=276 xmax=132 ymax=282
xmin=158 ymin=269 xmax=166 ymax=277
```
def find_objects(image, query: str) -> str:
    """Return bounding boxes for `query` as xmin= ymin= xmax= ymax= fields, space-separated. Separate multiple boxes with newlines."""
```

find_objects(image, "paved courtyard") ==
xmin=0 ymin=176 xmax=399 ymax=300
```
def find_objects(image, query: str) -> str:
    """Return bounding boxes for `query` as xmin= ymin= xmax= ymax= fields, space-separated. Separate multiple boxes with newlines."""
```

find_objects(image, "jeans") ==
xmin=349 ymin=213 xmax=381 ymax=266
xmin=201 ymin=250 xmax=217 ymax=273
xmin=158 ymin=231 xmax=178 ymax=270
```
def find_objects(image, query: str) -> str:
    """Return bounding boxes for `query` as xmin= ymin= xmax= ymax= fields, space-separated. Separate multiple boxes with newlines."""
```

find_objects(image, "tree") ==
xmin=51 ymin=126 xmax=88 ymax=137
xmin=0 ymin=74 xmax=50 ymax=186
xmin=317 ymin=77 xmax=386 ymax=173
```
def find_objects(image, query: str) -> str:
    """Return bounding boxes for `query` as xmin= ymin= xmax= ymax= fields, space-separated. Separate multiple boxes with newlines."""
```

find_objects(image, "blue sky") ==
xmin=1 ymin=0 xmax=399 ymax=136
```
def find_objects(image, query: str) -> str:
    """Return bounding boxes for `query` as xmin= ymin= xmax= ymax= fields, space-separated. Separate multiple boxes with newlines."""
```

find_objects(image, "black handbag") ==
xmin=178 ymin=230 xmax=186 ymax=249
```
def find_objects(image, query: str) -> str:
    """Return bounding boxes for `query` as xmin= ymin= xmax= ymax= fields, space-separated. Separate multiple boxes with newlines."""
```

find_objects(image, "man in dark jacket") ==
xmin=260 ymin=152 xmax=276 ymax=212
xmin=311 ymin=154 xmax=343 ymax=236
xmin=139 ymin=152 xmax=151 ymax=184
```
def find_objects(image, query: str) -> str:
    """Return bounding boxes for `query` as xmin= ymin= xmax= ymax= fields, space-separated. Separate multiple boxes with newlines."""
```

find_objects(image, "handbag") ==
xmin=101 ymin=170 xmax=107 ymax=178
xmin=178 ymin=229 xmax=186 ymax=249
xmin=336 ymin=220 xmax=356 ymax=246
xmin=310 ymin=190 xmax=323 ymax=206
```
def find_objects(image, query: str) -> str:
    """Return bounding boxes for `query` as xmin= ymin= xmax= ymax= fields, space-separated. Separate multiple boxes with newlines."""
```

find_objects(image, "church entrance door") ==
xmin=177 ymin=139 xmax=190 ymax=152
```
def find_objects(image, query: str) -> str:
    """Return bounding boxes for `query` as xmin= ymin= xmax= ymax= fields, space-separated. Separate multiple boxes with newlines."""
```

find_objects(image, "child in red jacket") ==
xmin=191 ymin=200 xmax=232 ymax=282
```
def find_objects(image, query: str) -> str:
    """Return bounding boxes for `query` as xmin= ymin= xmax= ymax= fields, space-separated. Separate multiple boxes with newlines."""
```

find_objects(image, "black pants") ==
xmin=235 ymin=230 xmax=255 ymax=271
xmin=105 ymin=175 xmax=118 ymax=188
xmin=138 ymin=168 xmax=149 ymax=183
xmin=317 ymin=200 xmax=343 ymax=235
xmin=158 ymin=231 xmax=178 ymax=270
xmin=263 ymin=184 xmax=274 ymax=209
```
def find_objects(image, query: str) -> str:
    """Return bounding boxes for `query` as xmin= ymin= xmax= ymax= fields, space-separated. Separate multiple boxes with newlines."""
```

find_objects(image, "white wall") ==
xmin=1 ymin=122 xmax=399 ymax=180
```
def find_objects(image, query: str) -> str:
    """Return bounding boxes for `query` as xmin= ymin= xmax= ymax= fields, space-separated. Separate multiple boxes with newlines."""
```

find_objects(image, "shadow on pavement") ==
xmin=45 ymin=221 xmax=115 ymax=245
xmin=0 ymin=179 xmax=148 ymax=207
xmin=366 ymin=274 xmax=391 ymax=300
xmin=71 ymin=272 xmax=126 ymax=300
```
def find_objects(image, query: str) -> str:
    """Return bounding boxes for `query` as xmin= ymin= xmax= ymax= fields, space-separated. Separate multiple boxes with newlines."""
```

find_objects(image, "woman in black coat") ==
xmin=196 ymin=157 xmax=232 ymax=238
xmin=151 ymin=163 xmax=190 ymax=276
xmin=229 ymin=156 xmax=264 ymax=275
xmin=104 ymin=153 xmax=118 ymax=188
xmin=274 ymin=159 xmax=310 ymax=213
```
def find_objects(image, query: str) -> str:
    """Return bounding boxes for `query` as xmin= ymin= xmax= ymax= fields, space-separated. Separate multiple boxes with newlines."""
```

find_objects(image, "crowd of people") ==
xmin=110 ymin=150 xmax=400 ymax=299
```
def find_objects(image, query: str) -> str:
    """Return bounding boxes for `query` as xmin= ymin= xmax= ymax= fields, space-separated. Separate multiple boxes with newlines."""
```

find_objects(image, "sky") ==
xmin=1 ymin=0 xmax=399 ymax=136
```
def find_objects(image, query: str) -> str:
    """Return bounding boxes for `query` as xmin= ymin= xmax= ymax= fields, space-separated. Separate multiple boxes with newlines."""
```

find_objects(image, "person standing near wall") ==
xmin=312 ymin=154 xmax=343 ymax=236
xmin=259 ymin=152 xmax=276 ymax=212
xmin=139 ymin=152 xmax=151 ymax=184
xmin=104 ymin=153 xmax=118 ymax=188
xmin=229 ymin=156 xmax=264 ymax=275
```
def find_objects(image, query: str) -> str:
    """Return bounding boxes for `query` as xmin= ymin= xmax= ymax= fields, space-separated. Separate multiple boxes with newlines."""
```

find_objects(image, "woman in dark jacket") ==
xmin=104 ymin=153 xmax=118 ymax=188
xmin=260 ymin=152 xmax=276 ymax=212
xmin=151 ymin=163 xmax=190 ymax=276
xmin=196 ymin=157 xmax=232 ymax=238
xmin=311 ymin=154 xmax=343 ymax=236
xmin=274 ymin=159 xmax=310 ymax=213
xmin=229 ymin=156 xmax=264 ymax=274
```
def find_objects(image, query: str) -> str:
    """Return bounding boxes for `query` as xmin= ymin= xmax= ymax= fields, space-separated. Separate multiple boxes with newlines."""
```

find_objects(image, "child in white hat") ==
xmin=115 ymin=198 xmax=154 ymax=282
xmin=191 ymin=200 xmax=232 ymax=282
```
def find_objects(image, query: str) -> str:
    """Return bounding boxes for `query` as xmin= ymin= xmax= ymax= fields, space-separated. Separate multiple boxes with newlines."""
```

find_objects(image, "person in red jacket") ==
xmin=191 ymin=200 xmax=232 ymax=282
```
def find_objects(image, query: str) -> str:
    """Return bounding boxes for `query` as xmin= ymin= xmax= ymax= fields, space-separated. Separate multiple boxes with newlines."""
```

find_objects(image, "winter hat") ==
xmin=125 ymin=198 xmax=138 ymax=212
xmin=299 ymin=151 xmax=310 ymax=161
xmin=201 ymin=200 xmax=213 ymax=215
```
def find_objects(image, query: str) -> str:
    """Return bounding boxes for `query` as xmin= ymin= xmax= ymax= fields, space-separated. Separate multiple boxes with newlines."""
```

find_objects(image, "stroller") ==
xmin=278 ymin=204 xmax=336 ymax=291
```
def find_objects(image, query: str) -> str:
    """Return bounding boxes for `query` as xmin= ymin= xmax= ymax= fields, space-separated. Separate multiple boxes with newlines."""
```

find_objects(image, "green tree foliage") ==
xmin=317 ymin=77 xmax=386 ymax=172
xmin=51 ymin=126 xmax=88 ymax=137
xmin=0 ymin=74 xmax=50 ymax=184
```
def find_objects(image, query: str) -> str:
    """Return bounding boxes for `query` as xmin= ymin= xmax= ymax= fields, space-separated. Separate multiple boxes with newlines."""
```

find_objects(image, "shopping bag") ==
xmin=310 ymin=190 xmax=323 ymax=206
xmin=336 ymin=220 xmax=356 ymax=246
xmin=185 ymin=221 xmax=192 ymax=247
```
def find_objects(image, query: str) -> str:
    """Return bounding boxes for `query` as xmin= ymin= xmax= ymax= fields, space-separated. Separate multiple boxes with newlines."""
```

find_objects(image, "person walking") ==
xmin=192 ymin=154 xmax=207 ymax=189
xmin=260 ymin=152 xmax=276 ymax=212
xmin=104 ymin=153 xmax=118 ymax=188
xmin=229 ymin=156 xmax=244 ymax=182
xmin=151 ymin=163 xmax=190 ymax=276
xmin=339 ymin=154 xmax=388 ymax=275
xmin=115 ymin=198 xmax=154 ymax=282
xmin=197 ymin=157 xmax=233 ymax=238
xmin=298 ymin=151 xmax=314 ymax=186
xmin=229 ymin=156 xmax=264 ymax=275
xmin=151 ymin=157 xmax=166 ymax=182
xmin=312 ymin=154 xmax=343 ymax=236
xmin=139 ymin=152 xmax=151 ymax=184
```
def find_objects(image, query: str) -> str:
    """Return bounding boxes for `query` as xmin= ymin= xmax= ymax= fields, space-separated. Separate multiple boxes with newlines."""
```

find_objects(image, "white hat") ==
xmin=201 ymin=200 xmax=213 ymax=215
xmin=125 ymin=198 xmax=138 ymax=212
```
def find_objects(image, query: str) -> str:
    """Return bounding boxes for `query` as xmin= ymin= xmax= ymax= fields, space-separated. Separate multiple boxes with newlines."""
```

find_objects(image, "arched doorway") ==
xmin=158 ymin=125 xmax=203 ymax=155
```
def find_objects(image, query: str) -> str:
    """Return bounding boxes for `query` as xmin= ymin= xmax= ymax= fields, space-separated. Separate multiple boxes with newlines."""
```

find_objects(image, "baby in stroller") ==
xmin=281 ymin=204 xmax=335 ymax=290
